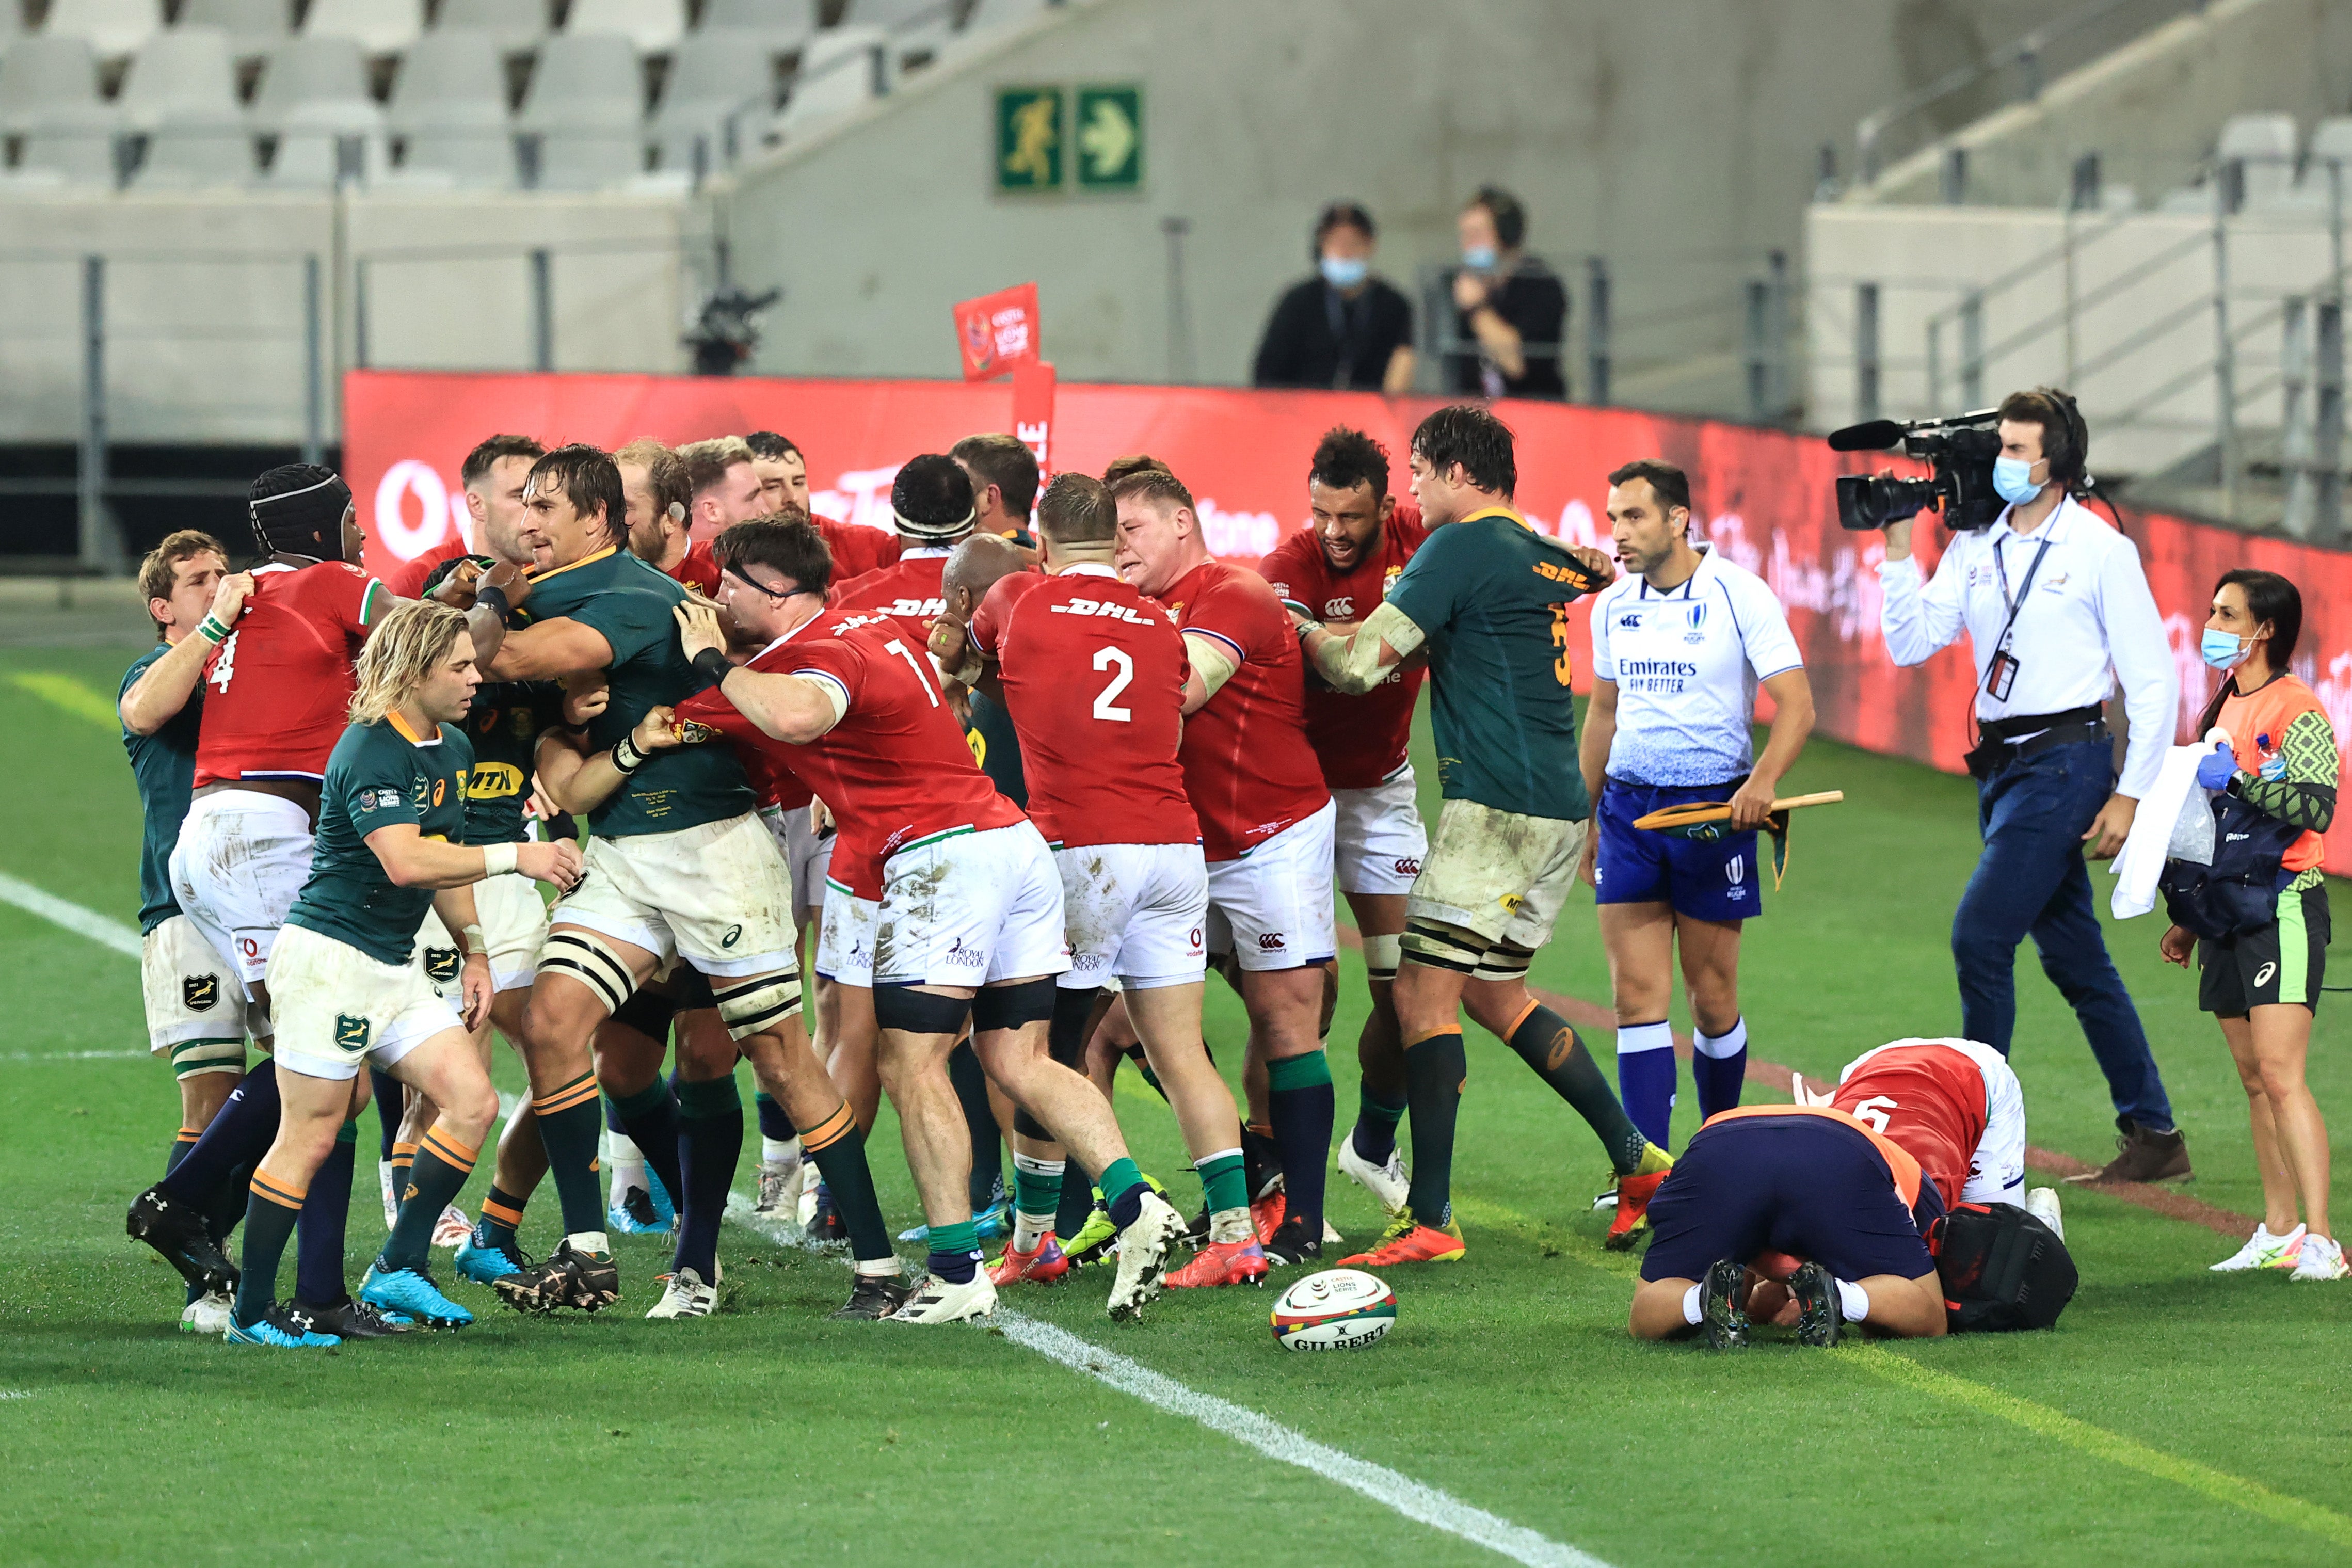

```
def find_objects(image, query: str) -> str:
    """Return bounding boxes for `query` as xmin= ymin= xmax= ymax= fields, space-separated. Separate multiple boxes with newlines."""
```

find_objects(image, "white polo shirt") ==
xmin=1876 ymin=494 xmax=2176 ymax=798
xmin=1590 ymin=547 xmax=1803 ymax=788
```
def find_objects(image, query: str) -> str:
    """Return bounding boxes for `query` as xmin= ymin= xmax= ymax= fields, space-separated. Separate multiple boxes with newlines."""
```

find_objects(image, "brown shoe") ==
xmin=2065 ymin=1118 xmax=2192 ymax=1185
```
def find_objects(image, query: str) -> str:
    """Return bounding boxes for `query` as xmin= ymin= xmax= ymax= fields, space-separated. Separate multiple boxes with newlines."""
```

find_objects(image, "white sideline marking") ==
xmin=1 ymin=1049 xmax=145 ymax=1063
xmin=726 ymin=1201 xmax=1607 ymax=1568
xmin=0 ymin=1389 xmax=34 ymax=1399
xmin=0 ymin=871 xmax=142 ymax=958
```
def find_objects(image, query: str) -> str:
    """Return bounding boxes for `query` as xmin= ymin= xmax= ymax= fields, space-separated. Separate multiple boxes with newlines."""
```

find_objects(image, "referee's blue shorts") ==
xmin=1593 ymin=778 xmax=1762 ymax=922
xmin=1638 ymin=1112 xmax=1943 ymax=1284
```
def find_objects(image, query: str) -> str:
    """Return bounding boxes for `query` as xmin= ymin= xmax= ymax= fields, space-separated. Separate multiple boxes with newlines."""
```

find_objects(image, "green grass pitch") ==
xmin=3 ymin=637 xmax=2349 ymax=1567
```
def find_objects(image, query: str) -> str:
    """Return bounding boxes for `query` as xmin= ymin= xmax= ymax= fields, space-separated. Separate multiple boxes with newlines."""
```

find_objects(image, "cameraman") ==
xmin=1878 ymin=388 xmax=2187 ymax=1187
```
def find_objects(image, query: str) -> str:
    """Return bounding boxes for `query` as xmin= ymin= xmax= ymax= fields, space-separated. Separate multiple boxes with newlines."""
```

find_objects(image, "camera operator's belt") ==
xmin=1966 ymin=704 xmax=2106 ymax=778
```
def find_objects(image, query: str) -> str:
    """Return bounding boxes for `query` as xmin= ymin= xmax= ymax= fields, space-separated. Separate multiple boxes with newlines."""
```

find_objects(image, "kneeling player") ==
xmin=1627 ymin=1103 xmax=1948 ymax=1348
xmin=230 ymin=602 xmax=582 ymax=1345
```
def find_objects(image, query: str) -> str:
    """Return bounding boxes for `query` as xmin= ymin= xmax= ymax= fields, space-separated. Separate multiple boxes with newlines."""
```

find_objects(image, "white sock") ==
xmin=762 ymin=1135 xmax=799 ymax=1167
xmin=1209 ymin=1206 xmax=1253 ymax=1244
xmin=1836 ymin=1278 xmax=1870 ymax=1323
xmin=1013 ymin=1209 xmax=1051 ymax=1249
xmin=1681 ymin=1283 xmax=1704 ymax=1325
xmin=566 ymin=1229 xmax=611 ymax=1255
xmin=855 ymin=1257 xmax=901 ymax=1278
xmin=1693 ymin=1016 xmax=1748 ymax=1058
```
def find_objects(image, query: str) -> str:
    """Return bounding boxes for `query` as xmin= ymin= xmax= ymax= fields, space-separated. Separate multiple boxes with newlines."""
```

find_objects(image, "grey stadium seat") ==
xmin=133 ymin=110 xmax=255 ymax=187
xmin=964 ymin=0 xmax=1051 ymax=32
xmin=565 ymin=0 xmax=687 ymax=55
xmin=518 ymin=31 xmax=645 ymax=189
xmin=116 ymin=25 xmax=241 ymax=132
xmin=2 ymin=35 xmax=120 ymax=184
xmin=300 ymin=0 xmax=424 ymax=56
xmin=250 ymin=34 xmax=373 ymax=125
xmin=262 ymin=98 xmax=387 ymax=187
xmin=776 ymin=24 xmax=888 ymax=139
xmin=434 ymin=0 xmax=550 ymax=56
xmin=2218 ymin=112 xmax=2298 ymax=210
xmin=699 ymin=0 xmax=819 ymax=55
xmin=178 ymin=0 xmax=292 ymax=62
xmin=648 ymin=27 xmax=775 ymax=171
xmin=38 ymin=0 xmax=160 ymax=59
xmin=388 ymin=30 xmax=516 ymax=188
xmin=844 ymin=0 xmax=942 ymax=28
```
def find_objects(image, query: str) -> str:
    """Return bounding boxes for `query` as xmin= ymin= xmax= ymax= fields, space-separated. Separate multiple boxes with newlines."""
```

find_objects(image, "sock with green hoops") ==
xmin=1267 ymin=1049 xmax=1335 ymax=1235
xmin=1098 ymin=1156 xmax=1149 ymax=1230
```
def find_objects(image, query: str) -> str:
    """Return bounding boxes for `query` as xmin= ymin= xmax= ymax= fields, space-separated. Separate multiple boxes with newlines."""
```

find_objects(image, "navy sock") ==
xmin=1266 ymin=1051 xmax=1334 ymax=1233
xmin=1242 ymin=1122 xmax=1281 ymax=1201
xmin=1351 ymin=1086 xmax=1409 ymax=1165
xmin=926 ymin=1217 xmax=980 ymax=1285
xmin=1511 ymin=1007 xmax=1650 ymax=1175
xmin=370 ymin=1068 xmax=403 ymax=1161
xmin=293 ymin=1119 xmax=357 ymax=1304
xmin=799 ymin=1105 xmax=892 ymax=1265
xmin=948 ymin=1042 xmax=1003 ymax=1211
xmin=673 ymin=1075 xmax=743 ymax=1279
xmin=1614 ymin=1021 xmax=1677 ymax=1150
xmin=755 ymin=1091 xmax=794 ymax=1145
xmin=1054 ymin=1158 xmax=1096 ymax=1238
xmin=1692 ymin=1018 xmax=1749 ymax=1123
xmin=157 ymin=1060 xmax=278 ymax=1207
xmin=1401 ymin=1031 xmax=1465 ymax=1225
xmin=607 ymin=1080 xmax=684 ymax=1210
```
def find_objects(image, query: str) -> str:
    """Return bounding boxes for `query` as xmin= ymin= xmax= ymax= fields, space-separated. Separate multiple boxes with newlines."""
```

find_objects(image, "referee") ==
xmin=1879 ymin=387 xmax=2187 ymax=1185
xmin=1579 ymin=460 xmax=1814 ymax=1167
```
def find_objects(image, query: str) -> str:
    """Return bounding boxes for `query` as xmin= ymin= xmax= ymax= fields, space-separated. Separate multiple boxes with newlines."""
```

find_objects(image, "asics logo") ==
xmin=2255 ymin=961 xmax=2278 ymax=988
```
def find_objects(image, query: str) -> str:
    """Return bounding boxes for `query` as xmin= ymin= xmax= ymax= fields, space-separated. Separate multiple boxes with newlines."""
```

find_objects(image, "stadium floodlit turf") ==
xmin=3 ymin=639 xmax=2349 ymax=1567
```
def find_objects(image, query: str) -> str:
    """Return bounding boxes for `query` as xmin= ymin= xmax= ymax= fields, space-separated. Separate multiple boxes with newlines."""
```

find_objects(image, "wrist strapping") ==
xmin=481 ymin=842 xmax=518 ymax=877
xmin=196 ymin=614 xmax=232 ymax=645
xmin=475 ymin=584 xmax=512 ymax=623
xmin=461 ymin=922 xmax=489 ymax=956
xmin=612 ymin=735 xmax=646 ymax=775
xmin=691 ymin=647 xmax=732 ymax=688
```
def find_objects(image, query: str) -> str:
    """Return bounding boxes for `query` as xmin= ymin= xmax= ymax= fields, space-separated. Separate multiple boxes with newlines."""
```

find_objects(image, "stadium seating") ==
xmin=133 ymin=110 xmax=253 ymax=187
xmin=565 ymin=0 xmax=689 ymax=56
xmin=845 ymin=0 xmax=945 ymax=27
xmin=38 ymin=0 xmax=159 ymax=61
xmin=517 ymin=31 xmax=645 ymax=190
xmin=698 ymin=0 xmax=820 ymax=57
xmin=775 ymin=25 xmax=890 ymax=141
xmin=299 ymin=0 xmax=423 ymax=57
xmin=434 ymin=0 xmax=551 ymax=57
xmin=178 ymin=0 xmax=292 ymax=63
xmin=386 ymin=29 xmax=516 ymax=188
xmin=2220 ymin=113 xmax=2299 ymax=210
xmin=0 ymin=34 xmax=116 ymax=184
xmin=2288 ymin=117 xmax=2352 ymax=208
xmin=965 ymin=0 xmax=1053 ymax=33
xmin=251 ymin=35 xmax=385 ymax=188
xmin=116 ymin=26 xmax=241 ymax=132
xmin=648 ymin=29 xmax=776 ymax=173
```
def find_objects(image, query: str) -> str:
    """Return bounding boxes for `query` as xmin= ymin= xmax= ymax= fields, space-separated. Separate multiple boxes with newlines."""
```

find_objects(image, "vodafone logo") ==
xmin=374 ymin=460 xmax=469 ymax=560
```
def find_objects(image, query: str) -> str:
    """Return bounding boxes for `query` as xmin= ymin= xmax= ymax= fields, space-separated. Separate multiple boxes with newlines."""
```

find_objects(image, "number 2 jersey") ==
xmin=194 ymin=558 xmax=389 ymax=787
xmin=1831 ymin=1038 xmax=2026 ymax=1210
xmin=968 ymin=563 xmax=1198 ymax=851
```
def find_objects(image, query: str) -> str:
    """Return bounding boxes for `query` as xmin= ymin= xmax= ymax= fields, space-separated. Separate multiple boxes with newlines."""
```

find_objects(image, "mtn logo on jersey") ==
xmin=1049 ymin=597 xmax=1162 ymax=625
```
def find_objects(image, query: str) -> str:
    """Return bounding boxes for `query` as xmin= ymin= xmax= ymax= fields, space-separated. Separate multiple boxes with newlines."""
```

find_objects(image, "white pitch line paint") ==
xmin=1 ymin=1049 xmax=146 ymax=1063
xmin=725 ymin=1199 xmax=1607 ymax=1568
xmin=0 ymin=871 xmax=142 ymax=958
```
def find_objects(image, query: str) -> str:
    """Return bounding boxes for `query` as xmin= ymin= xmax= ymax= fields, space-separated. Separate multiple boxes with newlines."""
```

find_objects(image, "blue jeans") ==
xmin=1953 ymin=738 xmax=2174 ymax=1132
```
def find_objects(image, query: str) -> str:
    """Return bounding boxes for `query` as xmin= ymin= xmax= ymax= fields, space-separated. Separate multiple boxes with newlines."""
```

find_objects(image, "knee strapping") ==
xmin=537 ymin=930 xmax=637 ymax=1017
xmin=712 ymin=970 xmax=803 ymax=1041
xmin=1470 ymin=941 xmax=1535 ymax=984
xmin=1012 ymin=1107 xmax=1052 ymax=1140
xmin=170 ymin=1038 xmax=245 ymax=1080
xmin=1046 ymin=986 xmax=1099 ymax=1069
xmin=972 ymin=977 xmax=1058 ymax=1034
xmin=873 ymin=983 xmax=972 ymax=1036
xmin=1402 ymin=917 xmax=1487 ymax=974
xmin=1361 ymin=933 xmax=1402 ymax=982
xmin=609 ymin=985 xmax=677 ymax=1041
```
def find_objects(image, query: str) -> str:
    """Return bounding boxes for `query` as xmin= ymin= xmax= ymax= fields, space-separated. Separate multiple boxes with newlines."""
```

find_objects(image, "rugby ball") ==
xmin=1270 ymin=1268 xmax=1395 ymax=1351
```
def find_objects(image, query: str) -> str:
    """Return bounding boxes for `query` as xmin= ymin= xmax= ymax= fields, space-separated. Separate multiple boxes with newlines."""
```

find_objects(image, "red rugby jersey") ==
xmin=1259 ymin=505 xmax=1429 ymax=790
xmin=1147 ymin=560 xmax=1330 ymax=862
xmin=828 ymin=549 xmax=949 ymax=647
xmin=1831 ymin=1043 xmax=1990 ymax=1211
xmin=969 ymin=564 xmax=1199 ymax=851
xmin=674 ymin=608 xmax=1019 ymax=892
xmin=662 ymin=538 xmax=722 ymax=597
xmin=814 ymin=515 xmax=902 ymax=585
xmin=195 ymin=558 xmax=386 ymax=785
xmin=384 ymin=537 xmax=468 ymax=600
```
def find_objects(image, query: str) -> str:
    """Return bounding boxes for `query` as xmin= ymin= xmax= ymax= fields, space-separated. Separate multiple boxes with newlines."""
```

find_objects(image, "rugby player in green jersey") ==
xmin=1292 ymin=405 xmax=1673 ymax=1267
xmin=230 ymin=601 xmax=584 ymax=1346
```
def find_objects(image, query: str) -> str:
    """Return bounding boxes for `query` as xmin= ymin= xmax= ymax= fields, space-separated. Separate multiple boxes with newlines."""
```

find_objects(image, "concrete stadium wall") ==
xmin=712 ymin=0 xmax=2049 ymax=415
xmin=0 ymin=189 xmax=697 ymax=445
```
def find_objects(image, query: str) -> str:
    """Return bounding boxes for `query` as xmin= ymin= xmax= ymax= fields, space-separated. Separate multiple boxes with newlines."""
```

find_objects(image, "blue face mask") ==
xmin=1319 ymin=254 xmax=1368 ymax=290
xmin=1992 ymin=456 xmax=2046 ymax=507
xmin=1462 ymin=245 xmax=1498 ymax=272
xmin=2201 ymin=628 xmax=2249 ymax=670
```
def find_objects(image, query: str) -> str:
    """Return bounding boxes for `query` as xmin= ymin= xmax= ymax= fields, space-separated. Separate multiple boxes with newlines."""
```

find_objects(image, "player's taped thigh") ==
xmin=170 ymin=1038 xmax=246 ymax=1080
xmin=1361 ymin=932 xmax=1403 ymax=983
xmin=711 ymin=969 xmax=804 ymax=1042
xmin=610 ymin=984 xmax=678 ymax=1042
xmin=872 ymin=983 xmax=973 ymax=1036
xmin=1045 ymin=985 xmax=1100 ymax=1070
xmin=536 ymin=929 xmax=639 ymax=1018
xmin=1470 ymin=940 xmax=1537 ymax=985
xmin=1402 ymin=916 xmax=1490 ymax=975
xmin=972 ymin=977 xmax=1058 ymax=1035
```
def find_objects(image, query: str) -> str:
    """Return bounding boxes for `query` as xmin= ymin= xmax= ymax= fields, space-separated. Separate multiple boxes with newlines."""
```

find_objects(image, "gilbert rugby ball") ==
xmin=1270 ymin=1268 xmax=1395 ymax=1351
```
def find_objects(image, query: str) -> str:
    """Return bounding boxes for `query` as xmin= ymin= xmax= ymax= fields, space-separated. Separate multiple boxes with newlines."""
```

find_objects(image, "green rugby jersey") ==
xmin=286 ymin=714 xmax=475 ymax=967
xmin=522 ymin=545 xmax=753 ymax=836
xmin=458 ymin=681 xmax=566 ymax=844
xmin=119 ymin=643 xmax=201 ymax=935
xmin=1384 ymin=505 xmax=1601 ymax=821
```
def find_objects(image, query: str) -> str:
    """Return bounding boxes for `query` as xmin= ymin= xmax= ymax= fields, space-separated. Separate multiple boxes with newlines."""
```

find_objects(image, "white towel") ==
xmin=2109 ymin=743 xmax=2215 ymax=919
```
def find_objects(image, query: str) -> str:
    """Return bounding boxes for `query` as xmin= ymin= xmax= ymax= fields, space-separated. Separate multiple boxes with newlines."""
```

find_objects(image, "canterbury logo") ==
xmin=1257 ymin=932 xmax=1286 ymax=950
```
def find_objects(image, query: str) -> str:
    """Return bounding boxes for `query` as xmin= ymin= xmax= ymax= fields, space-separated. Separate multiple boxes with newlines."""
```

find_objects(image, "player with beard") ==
xmin=1260 ymin=427 xmax=1430 ymax=1224
xmin=385 ymin=434 xmax=547 ymax=599
xmin=931 ymin=477 xmax=1266 ymax=1289
xmin=745 ymin=430 xmax=901 ymax=582
xmin=664 ymin=516 xmax=1188 ymax=1321
xmin=617 ymin=438 xmax=712 ymax=592
xmin=1113 ymin=465 xmax=1340 ymax=1267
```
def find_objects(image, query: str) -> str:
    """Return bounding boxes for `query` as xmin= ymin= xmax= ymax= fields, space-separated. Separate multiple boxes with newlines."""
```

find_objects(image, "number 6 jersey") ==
xmin=968 ymin=563 xmax=1199 ymax=852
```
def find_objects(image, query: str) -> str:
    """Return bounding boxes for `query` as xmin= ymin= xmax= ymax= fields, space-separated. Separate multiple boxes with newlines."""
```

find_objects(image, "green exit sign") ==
xmin=1074 ymin=85 xmax=1143 ymax=190
xmin=994 ymin=86 xmax=1064 ymax=193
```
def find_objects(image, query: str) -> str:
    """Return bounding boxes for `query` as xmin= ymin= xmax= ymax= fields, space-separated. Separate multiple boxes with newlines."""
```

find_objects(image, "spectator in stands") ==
xmin=1252 ymin=202 xmax=1416 ymax=396
xmin=1448 ymin=186 xmax=1567 ymax=401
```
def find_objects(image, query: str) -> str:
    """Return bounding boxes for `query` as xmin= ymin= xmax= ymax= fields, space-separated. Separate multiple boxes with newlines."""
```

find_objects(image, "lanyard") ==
xmin=1989 ymin=531 xmax=2052 ymax=660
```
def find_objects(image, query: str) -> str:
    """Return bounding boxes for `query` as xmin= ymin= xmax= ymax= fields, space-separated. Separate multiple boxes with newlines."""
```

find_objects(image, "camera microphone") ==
xmin=1827 ymin=419 xmax=1906 ymax=452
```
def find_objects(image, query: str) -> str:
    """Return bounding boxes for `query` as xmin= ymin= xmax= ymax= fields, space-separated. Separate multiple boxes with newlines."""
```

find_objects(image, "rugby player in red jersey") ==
xmin=1260 ymin=427 xmax=1430 ymax=1223
xmin=662 ymin=513 xmax=1189 ymax=1322
xmin=746 ymin=430 xmax=901 ymax=583
xmin=1113 ymin=463 xmax=1340 ymax=1266
xmin=934 ymin=475 xmax=1265 ymax=1290
xmin=828 ymin=453 xmax=977 ymax=645
xmin=383 ymin=435 xmax=546 ymax=599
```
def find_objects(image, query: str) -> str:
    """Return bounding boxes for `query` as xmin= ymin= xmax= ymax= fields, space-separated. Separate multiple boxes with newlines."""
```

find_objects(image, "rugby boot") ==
xmin=300 ymin=1293 xmax=409 ymax=1339
xmin=1787 ymin=1262 xmax=1842 ymax=1347
xmin=1337 ymin=1135 xmax=1410 ymax=1219
xmin=831 ymin=1271 xmax=916 ymax=1320
xmin=887 ymin=1271 xmax=997 ymax=1324
xmin=1605 ymin=1154 xmax=1673 ymax=1251
xmin=1698 ymin=1258 xmax=1750 ymax=1351
xmin=1106 ymin=1191 xmax=1188 ymax=1320
xmin=1164 ymin=1235 xmax=1270 ymax=1289
xmin=126 ymin=1184 xmax=237 ymax=1296
xmin=988 ymin=1233 xmax=1071 ymax=1287
xmin=360 ymin=1263 xmax=474 ymax=1329
xmin=225 ymin=1302 xmax=338 ymax=1348
xmin=1337 ymin=1210 xmax=1465 ymax=1267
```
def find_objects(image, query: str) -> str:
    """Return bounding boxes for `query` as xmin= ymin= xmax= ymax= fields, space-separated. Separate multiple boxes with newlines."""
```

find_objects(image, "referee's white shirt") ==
xmin=1590 ymin=547 xmax=1803 ymax=787
xmin=1876 ymin=493 xmax=2177 ymax=799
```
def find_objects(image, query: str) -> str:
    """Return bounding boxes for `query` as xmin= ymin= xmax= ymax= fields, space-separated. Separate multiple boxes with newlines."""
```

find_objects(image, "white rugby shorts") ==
xmin=1055 ymin=841 xmax=1209 ymax=992
xmin=1204 ymin=798 xmax=1338 ymax=973
xmin=267 ymin=922 xmax=463 ymax=1083
xmin=761 ymin=801 xmax=836 ymax=920
xmin=168 ymin=790 xmax=313 ymax=994
xmin=140 ymin=913 xmax=258 ymax=1069
xmin=1332 ymin=763 xmax=1428 ymax=897
xmin=548 ymin=811 xmax=798 ymax=980
xmin=816 ymin=881 xmax=879 ymax=989
xmin=417 ymin=871 xmax=549 ymax=997
xmin=873 ymin=820 xmax=1071 ymax=989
